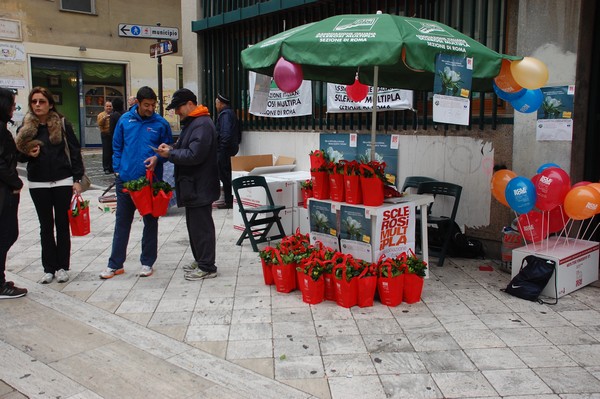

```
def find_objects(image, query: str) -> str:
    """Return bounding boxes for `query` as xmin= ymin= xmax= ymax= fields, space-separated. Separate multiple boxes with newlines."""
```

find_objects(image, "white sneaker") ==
xmin=56 ymin=269 xmax=69 ymax=283
xmin=38 ymin=273 xmax=54 ymax=284
xmin=183 ymin=261 xmax=198 ymax=272
xmin=139 ymin=266 xmax=153 ymax=277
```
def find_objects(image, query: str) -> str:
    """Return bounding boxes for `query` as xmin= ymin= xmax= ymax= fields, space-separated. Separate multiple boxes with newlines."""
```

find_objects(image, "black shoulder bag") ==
xmin=502 ymin=255 xmax=557 ymax=304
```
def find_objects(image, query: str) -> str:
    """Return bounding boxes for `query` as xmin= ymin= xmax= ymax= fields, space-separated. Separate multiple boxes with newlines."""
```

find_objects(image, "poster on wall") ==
xmin=319 ymin=133 xmax=358 ymax=163
xmin=536 ymin=85 xmax=574 ymax=141
xmin=308 ymin=199 xmax=339 ymax=251
xmin=432 ymin=53 xmax=473 ymax=126
xmin=374 ymin=203 xmax=415 ymax=260
xmin=357 ymin=134 xmax=399 ymax=186
xmin=339 ymin=205 xmax=373 ymax=262
xmin=326 ymin=83 xmax=413 ymax=113
xmin=248 ymin=71 xmax=312 ymax=118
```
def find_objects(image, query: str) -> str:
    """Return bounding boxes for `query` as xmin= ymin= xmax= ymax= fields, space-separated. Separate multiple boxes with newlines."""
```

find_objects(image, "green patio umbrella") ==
xmin=241 ymin=12 xmax=520 ymax=159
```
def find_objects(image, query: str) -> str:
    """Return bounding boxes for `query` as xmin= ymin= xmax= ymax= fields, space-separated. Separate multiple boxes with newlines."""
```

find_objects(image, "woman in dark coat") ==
xmin=0 ymin=87 xmax=27 ymax=298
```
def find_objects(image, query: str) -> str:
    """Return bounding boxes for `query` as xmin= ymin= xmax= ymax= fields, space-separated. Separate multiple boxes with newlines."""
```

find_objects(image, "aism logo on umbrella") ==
xmin=405 ymin=20 xmax=452 ymax=37
xmin=334 ymin=18 xmax=378 ymax=32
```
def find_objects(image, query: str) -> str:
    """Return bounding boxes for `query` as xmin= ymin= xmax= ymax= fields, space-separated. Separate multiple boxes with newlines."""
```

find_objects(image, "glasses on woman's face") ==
xmin=31 ymin=99 xmax=48 ymax=105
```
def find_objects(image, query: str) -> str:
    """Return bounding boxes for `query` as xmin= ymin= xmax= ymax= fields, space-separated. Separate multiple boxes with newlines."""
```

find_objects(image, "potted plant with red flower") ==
xmin=300 ymin=179 xmax=313 ymax=208
xmin=377 ymin=253 xmax=407 ymax=307
xmin=403 ymin=250 xmax=427 ymax=304
xmin=359 ymin=160 xmax=387 ymax=206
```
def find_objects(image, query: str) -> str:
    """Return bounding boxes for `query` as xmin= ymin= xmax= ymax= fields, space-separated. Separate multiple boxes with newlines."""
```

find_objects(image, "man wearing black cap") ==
xmin=156 ymin=88 xmax=220 ymax=280
xmin=214 ymin=93 xmax=240 ymax=209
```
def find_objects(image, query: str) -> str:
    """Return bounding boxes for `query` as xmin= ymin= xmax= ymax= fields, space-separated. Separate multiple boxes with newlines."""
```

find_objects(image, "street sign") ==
xmin=150 ymin=40 xmax=178 ymax=58
xmin=118 ymin=24 xmax=179 ymax=40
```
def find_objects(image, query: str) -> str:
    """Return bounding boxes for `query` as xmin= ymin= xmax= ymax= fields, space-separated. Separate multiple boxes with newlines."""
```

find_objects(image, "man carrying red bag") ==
xmin=157 ymin=89 xmax=220 ymax=280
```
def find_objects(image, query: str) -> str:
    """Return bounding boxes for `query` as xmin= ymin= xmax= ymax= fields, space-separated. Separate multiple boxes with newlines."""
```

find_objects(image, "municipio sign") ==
xmin=118 ymin=24 xmax=179 ymax=40
xmin=150 ymin=40 xmax=178 ymax=58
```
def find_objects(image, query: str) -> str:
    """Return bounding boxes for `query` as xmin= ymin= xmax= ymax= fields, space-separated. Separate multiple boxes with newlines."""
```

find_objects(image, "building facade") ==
xmin=1 ymin=0 xmax=183 ymax=146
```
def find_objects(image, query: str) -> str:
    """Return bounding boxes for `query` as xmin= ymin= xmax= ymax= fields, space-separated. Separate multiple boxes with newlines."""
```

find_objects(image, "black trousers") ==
xmin=30 ymin=185 xmax=72 ymax=273
xmin=185 ymin=204 xmax=216 ymax=273
xmin=0 ymin=192 xmax=19 ymax=285
xmin=101 ymin=133 xmax=114 ymax=173
xmin=217 ymin=151 xmax=233 ymax=205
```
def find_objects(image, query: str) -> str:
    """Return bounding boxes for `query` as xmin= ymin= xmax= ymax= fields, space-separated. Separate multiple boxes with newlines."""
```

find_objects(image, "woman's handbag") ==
xmin=62 ymin=118 xmax=91 ymax=192
xmin=68 ymin=193 xmax=91 ymax=236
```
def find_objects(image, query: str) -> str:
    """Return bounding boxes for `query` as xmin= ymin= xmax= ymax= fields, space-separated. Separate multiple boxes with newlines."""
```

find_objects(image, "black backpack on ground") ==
xmin=502 ymin=255 xmax=557 ymax=304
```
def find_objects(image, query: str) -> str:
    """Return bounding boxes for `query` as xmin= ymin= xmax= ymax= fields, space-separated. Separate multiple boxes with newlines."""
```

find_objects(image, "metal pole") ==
xmin=370 ymin=66 xmax=379 ymax=162
xmin=157 ymin=23 xmax=164 ymax=116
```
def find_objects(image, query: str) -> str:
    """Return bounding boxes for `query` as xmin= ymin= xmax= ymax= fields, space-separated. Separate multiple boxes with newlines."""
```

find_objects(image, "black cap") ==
xmin=166 ymin=88 xmax=197 ymax=110
xmin=216 ymin=93 xmax=230 ymax=104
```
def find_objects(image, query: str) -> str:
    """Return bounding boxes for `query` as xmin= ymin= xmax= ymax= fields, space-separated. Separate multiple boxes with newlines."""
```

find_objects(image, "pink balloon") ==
xmin=572 ymin=181 xmax=592 ymax=188
xmin=517 ymin=211 xmax=548 ymax=243
xmin=346 ymin=78 xmax=369 ymax=102
xmin=535 ymin=167 xmax=571 ymax=211
xmin=273 ymin=57 xmax=303 ymax=93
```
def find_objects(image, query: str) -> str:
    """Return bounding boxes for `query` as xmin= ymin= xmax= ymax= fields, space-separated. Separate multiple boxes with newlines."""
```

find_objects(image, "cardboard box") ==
xmin=264 ymin=170 xmax=311 ymax=207
xmin=298 ymin=206 xmax=310 ymax=234
xmin=512 ymin=237 xmax=599 ymax=298
xmin=231 ymin=154 xmax=296 ymax=177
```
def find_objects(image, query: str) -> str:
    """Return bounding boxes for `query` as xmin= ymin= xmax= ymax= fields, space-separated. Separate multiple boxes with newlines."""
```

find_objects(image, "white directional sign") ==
xmin=118 ymin=24 xmax=179 ymax=40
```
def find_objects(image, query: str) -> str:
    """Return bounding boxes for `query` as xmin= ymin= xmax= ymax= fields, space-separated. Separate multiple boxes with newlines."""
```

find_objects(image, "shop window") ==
xmin=60 ymin=0 xmax=95 ymax=15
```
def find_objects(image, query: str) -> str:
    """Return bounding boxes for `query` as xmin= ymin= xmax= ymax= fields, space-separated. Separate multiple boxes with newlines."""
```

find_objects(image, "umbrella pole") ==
xmin=370 ymin=66 xmax=379 ymax=162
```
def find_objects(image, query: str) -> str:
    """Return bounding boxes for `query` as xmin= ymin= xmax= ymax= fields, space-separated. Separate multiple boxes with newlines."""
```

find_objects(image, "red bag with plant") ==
xmin=297 ymin=256 xmax=325 ymax=305
xmin=403 ymin=250 xmax=427 ymax=304
xmin=151 ymin=180 xmax=173 ymax=217
xmin=68 ymin=194 xmax=91 ymax=236
xmin=359 ymin=161 xmax=387 ymax=206
xmin=123 ymin=170 xmax=153 ymax=216
xmin=327 ymin=161 xmax=345 ymax=202
xmin=377 ymin=253 xmax=407 ymax=307
xmin=341 ymin=160 xmax=362 ymax=204
xmin=357 ymin=260 xmax=378 ymax=307
xmin=333 ymin=253 xmax=361 ymax=308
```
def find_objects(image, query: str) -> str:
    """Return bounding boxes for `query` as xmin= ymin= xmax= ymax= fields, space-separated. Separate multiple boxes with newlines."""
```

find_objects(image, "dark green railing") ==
xmin=195 ymin=0 xmax=512 ymax=133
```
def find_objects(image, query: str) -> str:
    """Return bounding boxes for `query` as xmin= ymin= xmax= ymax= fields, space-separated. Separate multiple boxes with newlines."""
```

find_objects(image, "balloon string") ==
xmin=515 ymin=211 xmax=529 ymax=250
xmin=586 ymin=218 xmax=600 ymax=242
xmin=553 ymin=219 xmax=570 ymax=251
xmin=581 ymin=215 xmax=594 ymax=242
xmin=574 ymin=220 xmax=584 ymax=247
xmin=525 ymin=212 xmax=536 ymax=252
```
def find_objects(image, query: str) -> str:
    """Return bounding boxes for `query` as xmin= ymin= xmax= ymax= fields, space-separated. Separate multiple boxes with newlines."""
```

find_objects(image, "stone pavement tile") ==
xmin=0 ymin=380 xmax=14 ymax=396
xmin=355 ymin=318 xmax=401 ymax=335
xmin=517 ymin=310 xmax=573 ymax=327
xmin=512 ymin=345 xmax=578 ymax=368
xmin=52 ymin=340 xmax=215 ymax=399
xmin=270 ymin=291 xmax=306 ymax=308
xmin=279 ymin=378 xmax=332 ymax=399
xmin=558 ymin=309 xmax=600 ymax=326
xmin=437 ymin=313 xmax=489 ymax=331
xmin=464 ymin=347 xmax=526 ymax=370
xmin=233 ymin=295 xmax=271 ymax=310
xmin=230 ymin=358 xmax=274 ymax=379
xmin=319 ymin=335 xmax=367 ymax=356
xmin=151 ymin=325 xmax=187 ymax=340
xmin=449 ymin=328 xmax=506 ymax=349
xmin=482 ymin=369 xmax=553 ymax=396
xmin=315 ymin=319 xmax=360 ymax=336
xmin=328 ymin=375 xmax=386 ymax=399
xmin=272 ymin=306 xmax=313 ymax=322
xmin=370 ymin=352 xmax=426 ymax=374
xmin=323 ymin=353 xmax=377 ymax=377
xmin=362 ymin=333 xmax=413 ymax=352
xmin=404 ymin=331 xmax=460 ymax=352
xmin=426 ymin=299 xmax=474 ymax=317
xmin=396 ymin=315 xmax=445 ymax=333
xmin=351 ymin=305 xmax=394 ymax=319
xmin=559 ymin=344 xmax=600 ymax=366
xmin=419 ymin=349 xmax=477 ymax=372
xmin=478 ymin=312 xmax=529 ymax=329
xmin=188 ymin=341 xmax=227 ymax=358
xmin=190 ymin=308 xmax=232 ymax=325
xmin=431 ymin=371 xmax=497 ymax=398
xmin=116 ymin=299 xmax=159 ymax=313
xmin=274 ymin=335 xmax=320 ymax=357
xmin=380 ymin=373 xmax=443 ymax=399
xmin=155 ymin=296 xmax=197 ymax=312
xmin=536 ymin=325 xmax=599 ymax=345
xmin=273 ymin=320 xmax=317 ymax=338
xmin=229 ymin=321 xmax=272 ymax=340
xmin=147 ymin=311 xmax=193 ymax=327
xmin=185 ymin=324 xmax=230 ymax=341
xmin=226 ymin=339 xmax=273 ymax=359
xmin=494 ymin=327 xmax=552 ymax=347
xmin=234 ymin=284 xmax=272 ymax=298
xmin=125 ymin=287 xmax=166 ymax=301
xmin=274 ymin=355 xmax=325 ymax=379
xmin=311 ymin=301 xmax=353 ymax=320
xmin=231 ymin=307 xmax=272 ymax=323
xmin=194 ymin=295 xmax=234 ymax=311
xmin=118 ymin=312 xmax=153 ymax=326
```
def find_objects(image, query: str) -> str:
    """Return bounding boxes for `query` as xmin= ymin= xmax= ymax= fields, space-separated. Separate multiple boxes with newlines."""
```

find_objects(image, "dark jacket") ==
xmin=169 ymin=110 xmax=220 ymax=207
xmin=0 ymin=121 xmax=23 ymax=210
xmin=216 ymin=106 xmax=239 ymax=156
xmin=16 ymin=112 xmax=84 ymax=183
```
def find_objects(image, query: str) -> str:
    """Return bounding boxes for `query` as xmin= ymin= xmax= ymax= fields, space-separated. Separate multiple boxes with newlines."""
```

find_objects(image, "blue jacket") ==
xmin=112 ymin=105 xmax=173 ymax=182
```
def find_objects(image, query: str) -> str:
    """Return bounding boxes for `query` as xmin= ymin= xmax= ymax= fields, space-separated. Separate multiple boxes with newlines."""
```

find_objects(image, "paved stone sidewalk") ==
xmin=2 ymin=149 xmax=600 ymax=398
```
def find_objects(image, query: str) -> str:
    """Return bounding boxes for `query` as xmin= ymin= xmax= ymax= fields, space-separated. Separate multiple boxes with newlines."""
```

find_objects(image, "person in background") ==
xmin=127 ymin=95 xmax=137 ymax=110
xmin=15 ymin=86 xmax=85 ymax=284
xmin=108 ymin=97 xmax=125 ymax=172
xmin=157 ymin=88 xmax=219 ymax=280
xmin=100 ymin=86 xmax=173 ymax=279
xmin=214 ymin=93 xmax=239 ymax=209
xmin=0 ymin=87 xmax=27 ymax=299
xmin=97 ymin=100 xmax=113 ymax=174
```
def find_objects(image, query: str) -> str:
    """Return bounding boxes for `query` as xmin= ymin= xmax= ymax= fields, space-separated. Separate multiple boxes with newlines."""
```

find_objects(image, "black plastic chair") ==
xmin=416 ymin=181 xmax=462 ymax=267
xmin=401 ymin=176 xmax=438 ymax=193
xmin=232 ymin=176 xmax=287 ymax=252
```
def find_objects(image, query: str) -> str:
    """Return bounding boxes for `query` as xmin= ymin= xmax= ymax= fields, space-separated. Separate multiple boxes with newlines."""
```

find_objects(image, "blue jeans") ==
xmin=108 ymin=178 xmax=158 ymax=269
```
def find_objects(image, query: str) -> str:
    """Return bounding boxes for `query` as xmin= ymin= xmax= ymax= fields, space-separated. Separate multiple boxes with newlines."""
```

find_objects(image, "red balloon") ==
xmin=346 ymin=78 xmax=369 ymax=102
xmin=547 ymin=205 xmax=568 ymax=234
xmin=517 ymin=211 xmax=548 ymax=243
xmin=572 ymin=181 xmax=592 ymax=188
xmin=273 ymin=57 xmax=303 ymax=93
xmin=535 ymin=167 xmax=571 ymax=211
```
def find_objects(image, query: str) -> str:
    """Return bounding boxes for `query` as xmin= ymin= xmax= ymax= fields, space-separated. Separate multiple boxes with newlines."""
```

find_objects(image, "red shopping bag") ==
xmin=403 ymin=273 xmax=424 ymax=304
xmin=125 ymin=170 xmax=153 ymax=216
xmin=271 ymin=249 xmax=296 ymax=293
xmin=360 ymin=176 xmax=384 ymax=206
xmin=344 ymin=175 xmax=362 ymax=204
xmin=323 ymin=272 xmax=336 ymax=301
xmin=68 ymin=194 xmax=91 ymax=236
xmin=301 ymin=188 xmax=313 ymax=209
xmin=377 ymin=259 xmax=405 ymax=307
xmin=152 ymin=189 xmax=173 ymax=217
xmin=357 ymin=266 xmax=377 ymax=308
xmin=260 ymin=258 xmax=274 ymax=285
xmin=333 ymin=259 xmax=358 ymax=308
xmin=311 ymin=171 xmax=330 ymax=200
xmin=329 ymin=173 xmax=345 ymax=202
xmin=299 ymin=273 xmax=325 ymax=305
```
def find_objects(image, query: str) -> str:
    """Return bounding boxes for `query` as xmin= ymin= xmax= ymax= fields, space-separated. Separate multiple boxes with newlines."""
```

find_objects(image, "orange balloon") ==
xmin=564 ymin=186 xmax=600 ymax=220
xmin=491 ymin=169 xmax=517 ymax=207
xmin=588 ymin=183 xmax=600 ymax=196
xmin=494 ymin=59 xmax=523 ymax=93
xmin=510 ymin=57 xmax=549 ymax=90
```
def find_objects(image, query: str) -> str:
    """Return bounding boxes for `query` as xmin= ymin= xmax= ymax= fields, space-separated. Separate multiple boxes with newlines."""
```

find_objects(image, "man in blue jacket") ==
xmin=214 ymin=93 xmax=239 ymax=209
xmin=157 ymin=88 xmax=220 ymax=280
xmin=100 ymin=86 xmax=173 ymax=279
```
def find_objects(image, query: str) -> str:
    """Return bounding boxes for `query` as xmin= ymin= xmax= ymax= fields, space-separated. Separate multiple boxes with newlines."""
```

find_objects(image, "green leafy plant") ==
xmin=333 ymin=254 xmax=361 ymax=282
xmin=300 ymin=179 xmax=313 ymax=189
xmin=377 ymin=254 xmax=406 ymax=278
xmin=541 ymin=96 xmax=562 ymax=118
xmin=71 ymin=200 xmax=89 ymax=217
xmin=123 ymin=176 xmax=150 ymax=192
xmin=406 ymin=250 xmax=427 ymax=277
xmin=438 ymin=66 xmax=463 ymax=95
xmin=152 ymin=180 xmax=173 ymax=196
